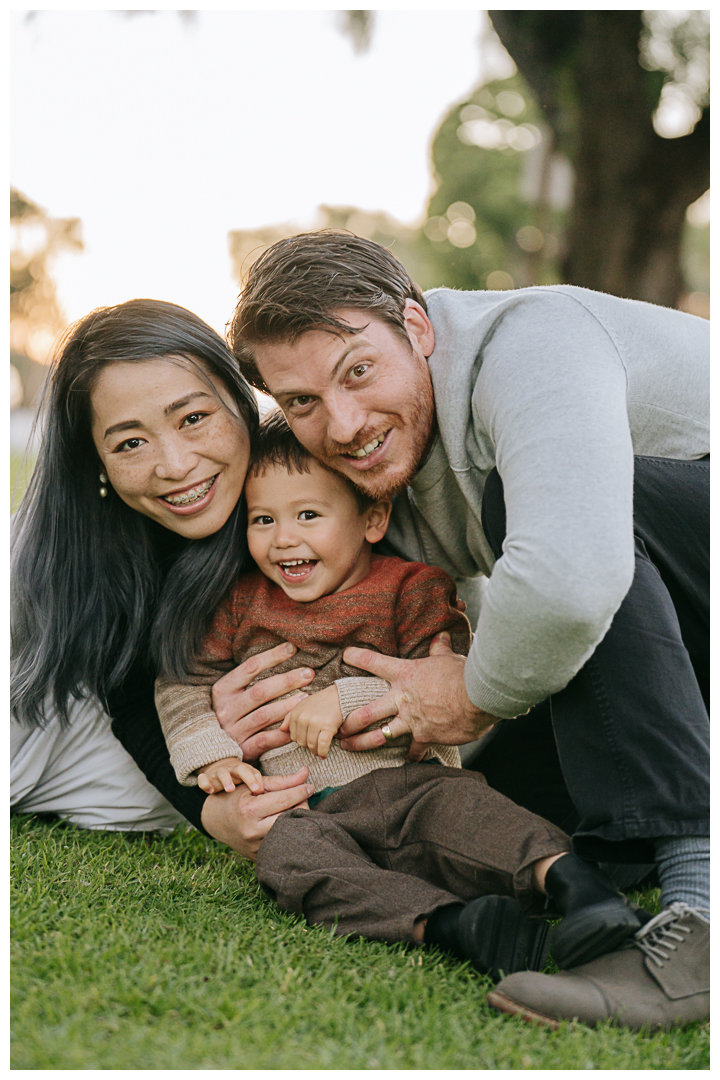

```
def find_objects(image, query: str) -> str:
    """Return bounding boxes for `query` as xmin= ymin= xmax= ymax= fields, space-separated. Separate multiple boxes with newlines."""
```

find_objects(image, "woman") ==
xmin=11 ymin=299 xmax=323 ymax=855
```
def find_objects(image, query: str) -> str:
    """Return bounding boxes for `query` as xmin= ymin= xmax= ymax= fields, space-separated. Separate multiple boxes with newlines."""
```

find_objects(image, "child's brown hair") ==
xmin=249 ymin=410 xmax=377 ymax=513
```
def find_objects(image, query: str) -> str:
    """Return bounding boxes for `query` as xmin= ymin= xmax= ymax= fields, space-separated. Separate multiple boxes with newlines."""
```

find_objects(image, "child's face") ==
xmin=245 ymin=461 xmax=389 ymax=601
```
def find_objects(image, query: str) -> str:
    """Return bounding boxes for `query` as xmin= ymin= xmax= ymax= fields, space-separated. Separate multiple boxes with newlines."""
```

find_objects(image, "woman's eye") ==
xmin=182 ymin=412 xmax=206 ymax=427
xmin=298 ymin=510 xmax=319 ymax=521
xmin=115 ymin=437 xmax=146 ymax=452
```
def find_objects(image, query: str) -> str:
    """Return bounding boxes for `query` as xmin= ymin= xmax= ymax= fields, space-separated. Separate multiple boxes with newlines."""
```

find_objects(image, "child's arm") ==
xmin=154 ymin=584 xmax=248 ymax=787
xmin=155 ymin=677 xmax=246 ymax=786
xmin=280 ymin=684 xmax=342 ymax=759
xmin=196 ymin=756 xmax=264 ymax=795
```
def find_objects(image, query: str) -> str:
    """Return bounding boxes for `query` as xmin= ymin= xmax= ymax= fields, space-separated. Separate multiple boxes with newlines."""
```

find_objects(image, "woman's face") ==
xmin=91 ymin=357 xmax=250 ymax=539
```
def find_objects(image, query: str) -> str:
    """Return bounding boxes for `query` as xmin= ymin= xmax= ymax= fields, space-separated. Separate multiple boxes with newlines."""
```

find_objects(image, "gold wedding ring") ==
xmin=381 ymin=724 xmax=394 ymax=741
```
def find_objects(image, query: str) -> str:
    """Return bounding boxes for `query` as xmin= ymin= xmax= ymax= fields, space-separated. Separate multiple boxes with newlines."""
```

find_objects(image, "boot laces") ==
xmin=634 ymin=902 xmax=709 ymax=968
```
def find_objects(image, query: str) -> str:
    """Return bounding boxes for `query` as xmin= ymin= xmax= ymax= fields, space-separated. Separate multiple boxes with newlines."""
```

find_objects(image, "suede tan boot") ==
xmin=487 ymin=904 xmax=709 ymax=1031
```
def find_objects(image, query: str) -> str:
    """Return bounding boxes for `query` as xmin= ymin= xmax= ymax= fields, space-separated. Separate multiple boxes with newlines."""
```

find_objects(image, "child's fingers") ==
xmin=216 ymin=768 xmax=237 ymax=793
xmin=317 ymin=728 xmax=334 ymax=759
xmin=197 ymin=772 xmax=219 ymax=794
xmin=306 ymin=720 xmax=321 ymax=756
xmin=231 ymin=762 xmax=265 ymax=793
xmin=289 ymin=714 xmax=310 ymax=749
xmin=279 ymin=716 xmax=291 ymax=732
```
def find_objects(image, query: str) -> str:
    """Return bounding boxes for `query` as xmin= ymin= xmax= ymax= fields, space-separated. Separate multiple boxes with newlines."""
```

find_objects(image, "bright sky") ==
xmin=11 ymin=8 xmax=508 ymax=336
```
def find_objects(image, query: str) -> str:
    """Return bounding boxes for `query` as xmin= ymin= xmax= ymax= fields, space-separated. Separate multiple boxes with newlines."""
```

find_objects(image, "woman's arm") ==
xmin=108 ymin=656 xmax=315 ymax=854
xmin=107 ymin=665 xmax=210 ymax=832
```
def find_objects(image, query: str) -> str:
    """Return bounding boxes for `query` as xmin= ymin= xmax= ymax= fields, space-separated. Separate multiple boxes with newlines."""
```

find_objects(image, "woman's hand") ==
xmin=200 ymin=766 xmax=314 ymax=860
xmin=211 ymin=642 xmax=315 ymax=760
xmin=338 ymin=632 xmax=498 ymax=761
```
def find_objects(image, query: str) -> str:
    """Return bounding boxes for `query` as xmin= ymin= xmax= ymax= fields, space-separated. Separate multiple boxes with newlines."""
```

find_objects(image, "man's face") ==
xmin=252 ymin=302 xmax=437 ymax=500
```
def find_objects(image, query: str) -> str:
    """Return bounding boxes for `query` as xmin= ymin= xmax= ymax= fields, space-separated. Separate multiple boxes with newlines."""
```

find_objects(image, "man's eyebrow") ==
xmin=103 ymin=392 xmax=213 ymax=439
xmin=274 ymin=340 xmax=366 ymax=399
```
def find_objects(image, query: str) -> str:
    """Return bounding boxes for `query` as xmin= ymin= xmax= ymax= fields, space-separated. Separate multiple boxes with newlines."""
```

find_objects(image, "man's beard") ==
xmin=319 ymin=378 xmax=436 ymax=501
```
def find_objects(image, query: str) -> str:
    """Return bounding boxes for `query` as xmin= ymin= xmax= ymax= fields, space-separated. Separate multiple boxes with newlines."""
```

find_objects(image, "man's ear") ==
xmin=403 ymin=299 xmax=434 ymax=358
xmin=365 ymin=500 xmax=393 ymax=544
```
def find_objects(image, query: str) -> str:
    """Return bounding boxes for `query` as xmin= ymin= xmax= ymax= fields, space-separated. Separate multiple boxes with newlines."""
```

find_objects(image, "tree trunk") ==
xmin=489 ymin=11 xmax=709 ymax=307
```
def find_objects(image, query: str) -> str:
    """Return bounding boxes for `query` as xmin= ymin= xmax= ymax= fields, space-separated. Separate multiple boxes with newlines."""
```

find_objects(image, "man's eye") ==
xmin=298 ymin=511 xmax=319 ymax=520
xmin=349 ymin=364 xmax=369 ymax=380
xmin=289 ymin=396 xmax=313 ymax=409
xmin=115 ymin=437 xmax=145 ymax=452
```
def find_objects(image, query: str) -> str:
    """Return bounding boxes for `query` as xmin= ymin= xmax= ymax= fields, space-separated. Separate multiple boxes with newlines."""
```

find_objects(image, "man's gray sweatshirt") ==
xmin=384 ymin=286 xmax=709 ymax=719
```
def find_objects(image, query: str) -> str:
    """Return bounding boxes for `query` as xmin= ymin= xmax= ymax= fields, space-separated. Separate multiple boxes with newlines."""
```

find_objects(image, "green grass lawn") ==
xmin=11 ymin=815 xmax=709 ymax=1070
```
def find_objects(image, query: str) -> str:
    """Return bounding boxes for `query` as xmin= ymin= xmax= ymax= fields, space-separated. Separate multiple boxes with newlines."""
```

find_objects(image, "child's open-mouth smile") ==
xmin=274 ymin=557 xmax=319 ymax=585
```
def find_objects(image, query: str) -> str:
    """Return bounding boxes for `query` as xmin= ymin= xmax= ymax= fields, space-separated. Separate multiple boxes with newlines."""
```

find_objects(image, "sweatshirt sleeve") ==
xmin=465 ymin=291 xmax=635 ymax=717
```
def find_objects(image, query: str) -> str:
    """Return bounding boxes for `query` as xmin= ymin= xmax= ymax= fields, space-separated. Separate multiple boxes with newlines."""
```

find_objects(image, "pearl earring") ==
xmin=99 ymin=473 xmax=108 ymax=498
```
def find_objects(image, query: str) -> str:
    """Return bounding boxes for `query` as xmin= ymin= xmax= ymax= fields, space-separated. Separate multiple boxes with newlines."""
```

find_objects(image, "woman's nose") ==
xmin=154 ymin=436 xmax=198 ymax=480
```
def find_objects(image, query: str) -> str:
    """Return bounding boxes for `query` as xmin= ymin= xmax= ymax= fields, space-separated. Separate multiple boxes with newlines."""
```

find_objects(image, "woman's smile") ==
xmin=91 ymin=357 xmax=251 ymax=538
xmin=158 ymin=474 xmax=219 ymax=513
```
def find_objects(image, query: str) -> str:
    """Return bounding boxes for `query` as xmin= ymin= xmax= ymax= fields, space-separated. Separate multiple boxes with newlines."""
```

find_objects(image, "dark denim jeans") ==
xmin=470 ymin=456 xmax=709 ymax=866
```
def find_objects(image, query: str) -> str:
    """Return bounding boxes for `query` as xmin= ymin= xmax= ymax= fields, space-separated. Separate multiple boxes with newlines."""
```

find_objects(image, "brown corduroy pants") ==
xmin=255 ymin=762 xmax=571 ymax=943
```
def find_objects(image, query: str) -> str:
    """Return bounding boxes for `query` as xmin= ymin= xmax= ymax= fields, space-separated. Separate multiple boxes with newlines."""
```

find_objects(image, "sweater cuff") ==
xmin=335 ymin=677 xmax=390 ymax=721
xmin=464 ymin=649 xmax=536 ymax=720
xmin=171 ymin=727 xmax=245 ymax=787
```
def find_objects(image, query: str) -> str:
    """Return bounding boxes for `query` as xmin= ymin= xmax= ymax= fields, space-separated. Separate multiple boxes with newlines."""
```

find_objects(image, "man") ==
xmin=228 ymin=231 xmax=709 ymax=1030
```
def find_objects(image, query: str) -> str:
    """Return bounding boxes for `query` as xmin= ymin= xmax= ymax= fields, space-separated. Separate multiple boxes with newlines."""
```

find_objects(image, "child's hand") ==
xmin=196 ymin=757 xmax=265 ymax=795
xmin=280 ymin=686 xmax=343 ymax=759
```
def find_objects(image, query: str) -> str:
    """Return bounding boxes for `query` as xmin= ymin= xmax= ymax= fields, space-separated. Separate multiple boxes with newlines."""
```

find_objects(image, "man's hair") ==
xmin=229 ymin=230 xmax=427 ymax=393
xmin=249 ymin=409 xmax=376 ymax=513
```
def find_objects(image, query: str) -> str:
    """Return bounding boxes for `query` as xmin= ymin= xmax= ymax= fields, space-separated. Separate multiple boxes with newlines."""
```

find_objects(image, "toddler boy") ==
xmin=155 ymin=412 xmax=644 ymax=978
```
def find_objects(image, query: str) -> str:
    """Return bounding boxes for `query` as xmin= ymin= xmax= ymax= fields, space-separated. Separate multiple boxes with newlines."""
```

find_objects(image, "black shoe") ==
xmin=546 ymin=854 xmax=644 ymax=969
xmin=456 ymin=895 xmax=552 ymax=983
xmin=552 ymin=898 xmax=644 ymax=970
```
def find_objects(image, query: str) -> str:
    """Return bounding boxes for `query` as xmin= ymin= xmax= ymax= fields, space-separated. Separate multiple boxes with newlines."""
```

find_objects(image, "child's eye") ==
xmin=251 ymin=515 xmax=274 ymax=526
xmin=298 ymin=511 xmax=319 ymax=520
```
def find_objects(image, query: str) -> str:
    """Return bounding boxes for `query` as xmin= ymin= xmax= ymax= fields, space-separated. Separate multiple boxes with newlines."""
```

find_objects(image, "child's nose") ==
xmin=272 ymin=525 xmax=300 ymax=548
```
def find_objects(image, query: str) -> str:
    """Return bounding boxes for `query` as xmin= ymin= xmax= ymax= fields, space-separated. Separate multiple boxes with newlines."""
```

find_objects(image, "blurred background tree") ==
xmin=11 ymin=188 xmax=83 ymax=408
xmin=317 ymin=8 xmax=709 ymax=309
xmin=488 ymin=10 xmax=709 ymax=307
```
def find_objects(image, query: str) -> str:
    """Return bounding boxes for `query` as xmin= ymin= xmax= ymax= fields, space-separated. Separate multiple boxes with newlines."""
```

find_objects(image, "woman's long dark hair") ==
xmin=11 ymin=299 xmax=259 ymax=727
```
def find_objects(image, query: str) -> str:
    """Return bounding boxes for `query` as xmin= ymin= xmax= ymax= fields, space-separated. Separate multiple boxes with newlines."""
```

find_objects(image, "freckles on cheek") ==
xmin=106 ymin=462 xmax=147 ymax=499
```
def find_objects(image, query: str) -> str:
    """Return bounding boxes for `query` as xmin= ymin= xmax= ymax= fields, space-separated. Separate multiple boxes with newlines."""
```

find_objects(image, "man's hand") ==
xmin=281 ymin=685 xmax=343 ymax=759
xmin=200 ymin=767 xmax=314 ymax=860
xmin=339 ymin=632 xmax=498 ymax=761
xmin=196 ymin=756 xmax=265 ymax=795
xmin=211 ymin=642 xmax=316 ymax=760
